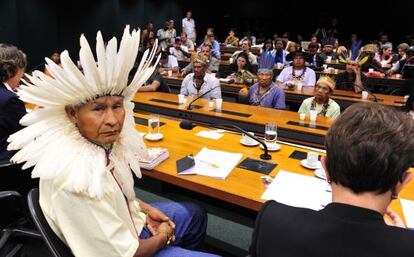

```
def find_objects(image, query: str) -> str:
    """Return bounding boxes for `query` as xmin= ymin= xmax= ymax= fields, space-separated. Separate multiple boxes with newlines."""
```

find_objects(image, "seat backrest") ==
xmin=27 ymin=189 xmax=74 ymax=257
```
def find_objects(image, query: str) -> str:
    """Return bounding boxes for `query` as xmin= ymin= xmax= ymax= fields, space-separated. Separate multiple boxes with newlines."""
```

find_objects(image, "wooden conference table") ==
xmin=133 ymin=112 xmax=414 ymax=223
xmin=133 ymin=92 xmax=333 ymax=148
xmin=162 ymin=75 xmax=406 ymax=110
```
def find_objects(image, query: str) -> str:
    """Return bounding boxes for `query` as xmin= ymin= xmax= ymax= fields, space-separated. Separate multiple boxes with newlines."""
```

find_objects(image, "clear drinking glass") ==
xmin=264 ymin=123 xmax=277 ymax=145
xmin=147 ymin=114 xmax=160 ymax=135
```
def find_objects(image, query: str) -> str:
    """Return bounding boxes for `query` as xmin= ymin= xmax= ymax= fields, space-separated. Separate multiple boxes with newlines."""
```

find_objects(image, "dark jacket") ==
xmin=250 ymin=201 xmax=414 ymax=257
xmin=0 ymin=83 xmax=25 ymax=163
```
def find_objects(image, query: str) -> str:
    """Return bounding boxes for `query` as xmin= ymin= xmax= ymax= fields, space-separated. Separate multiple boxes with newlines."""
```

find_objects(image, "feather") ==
xmin=359 ymin=56 xmax=369 ymax=65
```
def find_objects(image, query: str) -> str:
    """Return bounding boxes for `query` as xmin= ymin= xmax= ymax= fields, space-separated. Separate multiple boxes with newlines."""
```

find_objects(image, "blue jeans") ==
xmin=139 ymin=202 xmax=220 ymax=257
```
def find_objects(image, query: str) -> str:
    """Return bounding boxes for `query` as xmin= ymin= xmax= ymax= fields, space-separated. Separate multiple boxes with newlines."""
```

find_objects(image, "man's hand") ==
xmin=146 ymin=207 xmax=175 ymax=235
xmin=384 ymin=208 xmax=406 ymax=228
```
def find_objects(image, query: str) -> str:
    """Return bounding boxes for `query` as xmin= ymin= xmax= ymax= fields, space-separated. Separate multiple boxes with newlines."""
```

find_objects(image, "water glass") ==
xmin=264 ymin=123 xmax=277 ymax=146
xmin=148 ymin=114 xmax=160 ymax=135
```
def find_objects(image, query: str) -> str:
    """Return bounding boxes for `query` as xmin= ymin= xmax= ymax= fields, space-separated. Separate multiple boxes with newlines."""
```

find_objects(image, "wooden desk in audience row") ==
xmin=134 ymin=112 xmax=414 ymax=222
xmin=133 ymin=92 xmax=332 ymax=149
xmin=162 ymin=75 xmax=406 ymax=110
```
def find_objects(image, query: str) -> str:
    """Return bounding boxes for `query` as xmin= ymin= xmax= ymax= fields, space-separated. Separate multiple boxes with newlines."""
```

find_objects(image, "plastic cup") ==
xmin=396 ymin=74 xmax=402 ymax=79
xmin=208 ymin=100 xmax=215 ymax=109
xmin=309 ymin=110 xmax=317 ymax=122
xmin=368 ymin=68 xmax=374 ymax=73
xmin=215 ymin=98 xmax=223 ymax=110
xmin=307 ymin=151 xmax=318 ymax=166
xmin=242 ymin=132 xmax=255 ymax=145
xmin=299 ymin=113 xmax=306 ymax=120
xmin=362 ymin=91 xmax=368 ymax=100
xmin=178 ymin=94 xmax=186 ymax=104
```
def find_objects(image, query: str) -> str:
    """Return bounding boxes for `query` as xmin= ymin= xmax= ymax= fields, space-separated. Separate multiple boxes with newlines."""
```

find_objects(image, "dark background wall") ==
xmin=1 ymin=0 xmax=413 ymax=69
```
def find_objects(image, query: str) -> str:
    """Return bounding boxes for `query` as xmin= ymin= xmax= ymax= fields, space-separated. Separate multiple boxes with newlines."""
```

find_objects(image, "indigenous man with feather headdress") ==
xmin=7 ymin=26 xmax=219 ymax=257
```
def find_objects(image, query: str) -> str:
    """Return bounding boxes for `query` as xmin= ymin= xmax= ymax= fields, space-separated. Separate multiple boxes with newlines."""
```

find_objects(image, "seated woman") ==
xmin=298 ymin=76 xmax=340 ymax=119
xmin=260 ymin=39 xmax=275 ymax=56
xmin=0 ymin=44 xmax=27 ymax=164
xmin=227 ymin=52 xmax=257 ymax=86
xmin=245 ymin=52 xmax=285 ymax=109
xmin=223 ymin=28 xmax=239 ymax=47
xmin=375 ymin=44 xmax=398 ymax=70
xmin=250 ymin=102 xmax=414 ymax=257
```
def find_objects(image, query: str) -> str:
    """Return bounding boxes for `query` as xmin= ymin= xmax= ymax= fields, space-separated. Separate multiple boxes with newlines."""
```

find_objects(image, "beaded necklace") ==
xmin=311 ymin=97 xmax=330 ymax=117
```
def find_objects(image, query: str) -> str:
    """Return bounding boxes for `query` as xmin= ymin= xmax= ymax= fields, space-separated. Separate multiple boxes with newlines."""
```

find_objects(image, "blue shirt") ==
xmin=248 ymin=82 xmax=286 ymax=109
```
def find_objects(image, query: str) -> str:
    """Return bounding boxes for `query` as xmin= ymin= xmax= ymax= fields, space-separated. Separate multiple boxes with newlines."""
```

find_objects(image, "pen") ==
xmin=188 ymin=155 xmax=220 ymax=168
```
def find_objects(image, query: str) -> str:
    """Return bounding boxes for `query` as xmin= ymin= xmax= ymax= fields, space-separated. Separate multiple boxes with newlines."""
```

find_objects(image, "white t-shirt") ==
xmin=277 ymin=66 xmax=316 ymax=87
xmin=182 ymin=18 xmax=196 ymax=39
xmin=161 ymin=55 xmax=179 ymax=69
xmin=39 ymin=170 xmax=146 ymax=257
xmin=169 ymin=45 xmax=189 ymax=59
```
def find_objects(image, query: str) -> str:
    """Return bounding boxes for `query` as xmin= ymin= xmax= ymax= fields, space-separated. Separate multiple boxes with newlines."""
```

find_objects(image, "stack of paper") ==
xmin=179 ymin=147 xmax=243 ymax=179
xmin=138 ymin=148 xmax=169 ymax=170
xmin=400 ymin=199 xmax=414 ymax=229
xmin=261 ymin=170 xmax=332 ymax=211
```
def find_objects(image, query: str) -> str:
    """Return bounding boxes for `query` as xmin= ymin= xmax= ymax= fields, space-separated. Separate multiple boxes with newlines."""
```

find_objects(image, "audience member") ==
xmin=349 ymin=34 xmax=363 ymax=60
xmin=379 ymin=33 xmax=393 ymax=49
xmin=298 ymin=76 xmax=340 ymax=118
xmin=180 ymin=32 xmax=195 ymax=51
xmin=230 ymin=40 xmax=258 ymax=65
xmin=274 ymin=39 xmax=288 ymax=66
xmin=170 ymin=37 xmax=190 ymax=59
xmin=247 ymin=52 xmax=285 ymax=109
xmin=227 ymin=52 xmax=257 ymax=85
xmin=260 ymin=39 xmax=275 ymax=56
xmin=180 ymin=53 xmax=221 ymax=99
xmin=250 ymin=102 xmax=414 ymax=257
xmin=157 ymin=21 xmax=176 ymax=50
xmin=306 ymin=43 xmax=324 ymax=71
xmin=182 ymin=11 xmax=196 ymax=43
xmin=375 ymin=44 xmax=397 ymax=70
xmin=240 ymin=31 xmax=256 ymax=46
xmin=277 ymin=51 xmax=316 ymax=88
xmin=181 ymin=45 xmax=219 ymax=76
xmin=199 ymin=34 xmax=221 ymax=59
xmin=44 ymin=50 xmax=61 ymax=78
xmin=335 ymin=59 xmax=365 ymax=93
xmin=319 ymin=38 xmax=338 ymax=62
xmin=138 ymin=67 xmax=171 ymax=93
xmin=158 ymin=51 xmax=179 ymax=74
xmin=224 ymin=29 xmax=239 ymax=47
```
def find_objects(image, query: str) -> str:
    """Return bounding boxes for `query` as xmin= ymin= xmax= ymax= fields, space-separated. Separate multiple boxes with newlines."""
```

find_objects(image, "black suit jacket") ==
xmin=0 ymin=83 xmax=25 ymax=163
xmin=250 ymin=201 xmax=414 ymax=257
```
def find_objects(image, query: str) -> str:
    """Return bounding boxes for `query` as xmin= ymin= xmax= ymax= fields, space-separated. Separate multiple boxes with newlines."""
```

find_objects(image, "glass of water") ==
xmin=264 ymin=123 xmax=277 ymax=146
xmin=148 ymin=114 xmax=160 ymax=135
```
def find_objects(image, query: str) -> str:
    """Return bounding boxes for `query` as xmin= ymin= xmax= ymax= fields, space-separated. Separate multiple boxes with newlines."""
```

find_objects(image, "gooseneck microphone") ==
xmin=336 ymin=81 xmax=378 ymax=102
xmin=179 ymin=120 xmax=272 ymax=160
xmin=187 ymin=85 xmax=221 ymax=110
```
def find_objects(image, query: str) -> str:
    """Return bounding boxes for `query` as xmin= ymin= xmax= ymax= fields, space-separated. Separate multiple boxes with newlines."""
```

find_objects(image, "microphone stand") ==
xmin=187 ymin=85 xmax=221 ymax=110
xmin=179 ymin=120 xmax=272 ymax=160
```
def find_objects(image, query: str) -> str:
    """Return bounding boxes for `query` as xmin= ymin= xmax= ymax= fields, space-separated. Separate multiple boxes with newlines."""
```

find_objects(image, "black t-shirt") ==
xmin=146 ymin=73 xmax=171 ymax=93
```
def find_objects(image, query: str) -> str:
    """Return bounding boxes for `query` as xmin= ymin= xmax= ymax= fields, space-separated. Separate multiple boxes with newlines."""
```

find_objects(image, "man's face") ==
xmin=201 ymin=47 xmax=211 ymax=59
xmin=308 ymin=47 xmax=318 ymax=55
xmin=351 ymin=34 xmax=357 ymax=41
xmin=51 ymin=53 xmax=60 ymax=64
xmin=193 ymin=62 xmax=206 ymax=78
xmin=346 ymin=61 xmax=359 ymax=73
xmin=323 ymin=45 xmax=334 ymax=53
xmin=381 ymin=35 xmax=388 ymax=43
xmin=398 ymin=48 xmax=405 ymax=57
xmin=168 ymin=21 xmax=174 ymax=29
xmin=181 ymin=33 xmax=187 ymax=42
xmin=293 ymin=56 xmax=305 ymax=68
xmin=275 ymin=41 xmax=283 ymax=50
xmin=315 ymin=82 xmax=331 ymax=102
xmin=242 ymin=41 xmax=249 ymax=51
xmin=186 ymin=12 xmax=192 ymax=19
xmin=257 ymin=71 xmax=273 ymax=87
xmin=66 ymin=96 xmax=125 ymax=146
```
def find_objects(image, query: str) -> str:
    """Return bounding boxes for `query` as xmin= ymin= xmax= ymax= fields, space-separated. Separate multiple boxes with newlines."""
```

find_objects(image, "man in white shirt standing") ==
xmin=182 ymin=11 xmax=196 ymax=44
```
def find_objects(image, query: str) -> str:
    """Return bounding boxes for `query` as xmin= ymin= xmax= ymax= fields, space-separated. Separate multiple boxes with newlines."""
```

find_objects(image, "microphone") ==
xmin=336 ymin=81 xmax=378 ymax=102
xmin=179 ymin=120 xmax=272 ymax=160
xmin=187 ymin=85 xmax=221 ymax=110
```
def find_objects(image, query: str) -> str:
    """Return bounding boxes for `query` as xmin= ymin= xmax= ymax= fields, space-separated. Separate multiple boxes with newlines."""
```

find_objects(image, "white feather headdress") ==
xmin=7 ymin=25 xmax=159 ymax=200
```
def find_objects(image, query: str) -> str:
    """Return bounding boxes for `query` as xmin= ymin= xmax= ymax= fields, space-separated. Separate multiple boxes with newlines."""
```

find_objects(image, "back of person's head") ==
xmin=0 ymin=44 xmax=27 ymax=82
xmin=160 ymin=51 xmax=169 ymax=61
xmin=308 ymin=42 xmax=319 ymax=50
xmin=325 ymin=103 xmax=414 ymax=194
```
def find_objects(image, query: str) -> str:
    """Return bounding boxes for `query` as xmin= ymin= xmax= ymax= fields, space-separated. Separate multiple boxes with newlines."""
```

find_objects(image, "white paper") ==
xmin=261 ymin=170 xmax=332 ymax=211
xmin=196 ymin=130 xmax=223 ymax=140
xmin=400 ymin=199 xmax=414 ymax=229
xmin=179 ymin=147 xmax=242 ymax=179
